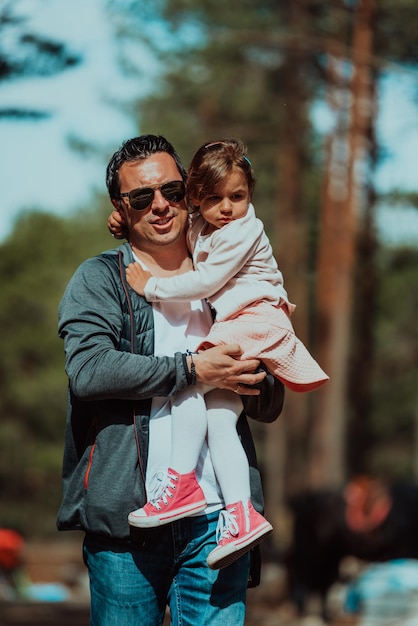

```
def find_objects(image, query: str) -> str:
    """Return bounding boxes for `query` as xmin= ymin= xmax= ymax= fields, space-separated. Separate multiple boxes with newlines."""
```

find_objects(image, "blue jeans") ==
xmin=83 ymin=511 xmax=250 ymax=626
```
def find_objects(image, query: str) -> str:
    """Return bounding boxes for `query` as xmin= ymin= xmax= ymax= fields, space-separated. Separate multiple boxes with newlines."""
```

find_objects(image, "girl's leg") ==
xmin=205 ymin=389 xmax=249 ymax=505
xmin=170 ymin=384 xmax=209 ymax=473
xmin=128 ymin=385 xmax=209 ymax=528
xmin=205 ymin=389 xmax=273 ymax=570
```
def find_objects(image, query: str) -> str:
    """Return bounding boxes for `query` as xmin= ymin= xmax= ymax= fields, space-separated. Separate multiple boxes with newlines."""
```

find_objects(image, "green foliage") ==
xmin=377 ymin=0 xmax=418 ymax=64
xmin=369 ymin=246 xmax=418 ymax=478
xmin=0 ymin=200 xmax=118 ymax=535
xmin=135 ymin=0 xmax=323 ymax=247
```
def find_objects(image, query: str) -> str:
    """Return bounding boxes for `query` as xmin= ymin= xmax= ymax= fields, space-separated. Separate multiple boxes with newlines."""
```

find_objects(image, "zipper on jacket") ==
xmin=119 ymin=249 xmax=147 ymax=487
xmin=84 ymin=442 xmax=96 ymax=490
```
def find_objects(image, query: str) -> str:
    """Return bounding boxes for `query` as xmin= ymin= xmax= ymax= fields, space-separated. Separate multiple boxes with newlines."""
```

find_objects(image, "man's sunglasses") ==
xmin=120 ymin=180 xmax=186 ymax=211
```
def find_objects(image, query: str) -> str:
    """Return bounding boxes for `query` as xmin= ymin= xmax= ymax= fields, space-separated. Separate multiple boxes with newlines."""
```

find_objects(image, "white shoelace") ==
xmin=215 ymin=508 xmax=239 ymax=543
xmin=147 ymin=470 xmax=178 ymax=511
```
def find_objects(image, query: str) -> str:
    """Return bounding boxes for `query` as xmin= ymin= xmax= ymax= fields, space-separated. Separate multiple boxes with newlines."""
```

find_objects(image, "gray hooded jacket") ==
xmin=57 ymin=243 xmax=284 ymax=544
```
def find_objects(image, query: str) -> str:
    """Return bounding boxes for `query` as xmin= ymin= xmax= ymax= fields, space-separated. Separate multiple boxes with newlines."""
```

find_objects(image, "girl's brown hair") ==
xmin=187 ymin=139 xmax=255 ymax=208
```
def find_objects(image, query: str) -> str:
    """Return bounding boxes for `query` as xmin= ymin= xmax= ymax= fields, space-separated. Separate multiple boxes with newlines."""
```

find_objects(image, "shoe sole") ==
xmin=207 ymin=522 xmax=273 ymax=570
xmin=128 ymin=500 xmax=207 ymax=528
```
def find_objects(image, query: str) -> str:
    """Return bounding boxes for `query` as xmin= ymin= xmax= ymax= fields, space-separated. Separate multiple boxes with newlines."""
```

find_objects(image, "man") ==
xmin=57 ymin=134 xmax=284 ymax=626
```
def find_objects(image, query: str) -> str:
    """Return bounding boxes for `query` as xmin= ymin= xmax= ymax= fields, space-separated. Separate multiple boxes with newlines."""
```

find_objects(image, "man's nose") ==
xmin=151 ymin=189 xmax=169 ymax=211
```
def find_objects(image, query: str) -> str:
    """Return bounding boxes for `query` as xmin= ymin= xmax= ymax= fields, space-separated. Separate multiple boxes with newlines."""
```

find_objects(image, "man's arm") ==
xmin=242 ymin=371 xmax=285 ymax=423
xmin=58 ymin=257 xmax=187 ymax=401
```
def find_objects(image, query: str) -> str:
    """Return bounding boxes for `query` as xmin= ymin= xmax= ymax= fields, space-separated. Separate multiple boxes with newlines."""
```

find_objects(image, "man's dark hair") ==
xmin=106 ymin=135 xmax=187 ymax=200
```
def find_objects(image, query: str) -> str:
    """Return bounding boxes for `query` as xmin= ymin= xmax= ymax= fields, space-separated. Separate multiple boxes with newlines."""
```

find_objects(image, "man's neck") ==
xmin=130 ymin=242 xmax=193 ymax=277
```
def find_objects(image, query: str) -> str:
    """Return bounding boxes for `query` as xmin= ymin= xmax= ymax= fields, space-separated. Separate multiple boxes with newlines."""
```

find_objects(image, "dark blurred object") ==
xmin=285 ymin=477 xmax=418 ymax=621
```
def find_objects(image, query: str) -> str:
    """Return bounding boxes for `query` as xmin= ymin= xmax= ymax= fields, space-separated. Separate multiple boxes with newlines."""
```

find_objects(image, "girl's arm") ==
xmin=125 ymin=263 xmax=152 ymax=295
xmin=107 ymin=209 xmax=127 ymax=240
xmin=140 ymin=216 xmax=264 ymax=302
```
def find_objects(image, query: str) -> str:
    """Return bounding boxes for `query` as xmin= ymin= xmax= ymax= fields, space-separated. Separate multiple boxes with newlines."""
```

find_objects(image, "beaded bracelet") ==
xmin=185 ymin=349 xmax=197 ymax=385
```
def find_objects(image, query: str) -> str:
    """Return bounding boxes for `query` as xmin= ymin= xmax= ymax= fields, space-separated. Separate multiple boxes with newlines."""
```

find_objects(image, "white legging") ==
xmin=169 ymin=384 xmax=250 ymax=505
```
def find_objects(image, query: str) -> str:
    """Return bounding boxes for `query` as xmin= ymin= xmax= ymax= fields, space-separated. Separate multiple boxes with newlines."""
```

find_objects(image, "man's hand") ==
xmin=126 ymin=263 xmax=152 ymax=296
xmin=192 ymin=344 xmax=266 ymax=396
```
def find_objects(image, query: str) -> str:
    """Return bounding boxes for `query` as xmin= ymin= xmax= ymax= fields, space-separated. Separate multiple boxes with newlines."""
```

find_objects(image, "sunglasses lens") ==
xmin=129 ymin=188 xmax=154 ymax=211
xmin=127 ymin=181 xmax=185 ymax=211
xmin=161 ymin=181 xmax=186 ymax=203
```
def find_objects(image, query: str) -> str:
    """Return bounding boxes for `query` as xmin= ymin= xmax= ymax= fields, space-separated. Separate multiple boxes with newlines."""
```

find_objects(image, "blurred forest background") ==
xmin=0 ymin=0 xmax=417 ymax=546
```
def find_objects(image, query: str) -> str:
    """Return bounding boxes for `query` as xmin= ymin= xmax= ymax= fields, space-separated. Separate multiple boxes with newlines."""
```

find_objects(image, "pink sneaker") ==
xmin=207 ymin=500 xmax=273 ymax=570
xmin=128 ymin=468 xmax=207 ymax=528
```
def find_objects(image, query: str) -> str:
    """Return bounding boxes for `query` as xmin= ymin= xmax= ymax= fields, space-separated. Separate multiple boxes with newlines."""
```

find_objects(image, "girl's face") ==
xmin=195 ymin=168 xmax=250 ymax=231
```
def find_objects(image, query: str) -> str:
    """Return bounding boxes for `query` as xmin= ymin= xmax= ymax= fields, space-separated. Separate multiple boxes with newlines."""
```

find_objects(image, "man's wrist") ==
xmin=183 ymin=350 xmax=197 ymax=385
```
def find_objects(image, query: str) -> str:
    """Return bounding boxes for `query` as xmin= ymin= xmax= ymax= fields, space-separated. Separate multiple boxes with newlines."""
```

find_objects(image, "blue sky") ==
xmin=0 ymin=0 xmax=145 ymax=240
xmin=0 ymin=0 xmax=418 ymax=245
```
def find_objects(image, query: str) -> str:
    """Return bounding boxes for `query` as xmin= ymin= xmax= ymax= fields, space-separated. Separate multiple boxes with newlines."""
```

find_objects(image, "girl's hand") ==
xmin=108 ymin=210 xmax=127 ymax=240
xmin=126 ymin=262 xmax=152 ymax=295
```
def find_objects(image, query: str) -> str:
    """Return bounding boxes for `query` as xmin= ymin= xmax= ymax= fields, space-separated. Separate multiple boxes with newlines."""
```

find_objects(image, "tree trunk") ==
xmin=310 ymin=0 xmax=377 ymax=488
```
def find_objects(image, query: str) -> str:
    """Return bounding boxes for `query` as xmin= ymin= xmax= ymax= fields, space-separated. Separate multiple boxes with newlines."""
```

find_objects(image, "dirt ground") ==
xmin=0 ymin=600 xmax=358 ymax=626
xmin=0 ymin=537 xmax=358 ymax=626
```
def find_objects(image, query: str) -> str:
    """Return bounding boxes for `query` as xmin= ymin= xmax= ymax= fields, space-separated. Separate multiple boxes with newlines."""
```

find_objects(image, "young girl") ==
xmin=109 ymin=139 xmax=328 ymax=569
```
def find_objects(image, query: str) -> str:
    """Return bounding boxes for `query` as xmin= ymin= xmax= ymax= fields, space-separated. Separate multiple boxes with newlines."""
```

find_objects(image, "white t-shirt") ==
xmin=132 ymin=254 xmax=224 ymax=514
